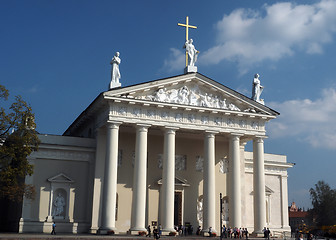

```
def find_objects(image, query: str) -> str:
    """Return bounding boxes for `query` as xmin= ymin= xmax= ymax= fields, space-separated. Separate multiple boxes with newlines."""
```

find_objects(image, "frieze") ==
xmin=265 ymin=166 xmax=283 ymax=174
xmin=147 ymin=110 xmax=156 ymax=118
xmin=161 ymin=111 xmax=169 ymax=120
xmin=201 ymin=116 xmax=209 ymax=124
xmin=227 ymin=118 xmax=235 ymax=127
xmin=31 ymin=149 xmax=94 ymax=162
xmin=118 ymin=106 xmax=127 ymax=116
xmin=110 ymin=103 xmax=264 ymax=132
xmin=133 ymin=108 xmax=141 ymax=117
xmin=252 ymin=121 xmax=259 ymax=130
xmin=175 ymin=113 xmax=183 ymax=122
xmin=215 ymin=117 xmax=222 ymax=126
xmin=245 ymin=163 xmax=286 ymax=175
xmin=239 ymin=120 xmax=247 ymax=128
xmin=188 ymin=114 xmax=196 ymax=123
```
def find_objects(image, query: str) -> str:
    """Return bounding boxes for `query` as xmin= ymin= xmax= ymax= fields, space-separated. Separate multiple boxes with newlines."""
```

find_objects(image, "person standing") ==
xmin=51 ymin=222 xmax=56 ymax=235
xmin=158 ymin=224 xmax=162 ymax=237
xmin=208 ymin=226 xmax=213 ymax=237
xmin=265 ymin=228 xmax=271 ymax=240
xmin=146 ymin=225 xmax=151 ymax=237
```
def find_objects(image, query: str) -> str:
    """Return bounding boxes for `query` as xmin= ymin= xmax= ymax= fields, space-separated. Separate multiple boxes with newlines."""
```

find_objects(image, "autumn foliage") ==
xmin=0 ymin=84 xmax=39 ymax=201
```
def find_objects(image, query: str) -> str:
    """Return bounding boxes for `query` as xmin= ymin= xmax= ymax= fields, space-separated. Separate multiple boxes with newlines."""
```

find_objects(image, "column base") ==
xmin=202 ymin=229 xmax=217 ymax=237
xmin=46 ymin=216 xmax=54 ymax=222
xmin=161 ymin=228 xmax=176 ymax=236
xmin=98 ymin=227 xmax=118 ymax=235
xmin=250 ymin=231 xmax=265 ymax=237
xmin=129 ymin=228 xmax=147 ymax=235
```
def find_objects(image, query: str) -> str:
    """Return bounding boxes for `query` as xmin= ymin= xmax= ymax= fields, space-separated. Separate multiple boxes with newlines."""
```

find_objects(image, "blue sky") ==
xmin=1 ymin=0 xmax=336 ymax=209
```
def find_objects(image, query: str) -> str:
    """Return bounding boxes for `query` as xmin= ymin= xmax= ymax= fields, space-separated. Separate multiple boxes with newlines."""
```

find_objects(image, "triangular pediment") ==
xmin=265 ymin=185 xmax=274 ymax=195
xmin=250 ymin=185 xmax=274 ymax=196
xmin=157 ymin=176 xmax=190 ymax=187
xmin=104 ymin=73 xmax=278 ymax=116
xmin=47 ymin=173 xmax=74 ymax=183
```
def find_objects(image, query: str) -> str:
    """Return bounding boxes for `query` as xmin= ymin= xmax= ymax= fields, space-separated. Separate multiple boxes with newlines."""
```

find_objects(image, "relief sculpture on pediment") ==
xmin=136 ymin=85 xmax=243 ymax=111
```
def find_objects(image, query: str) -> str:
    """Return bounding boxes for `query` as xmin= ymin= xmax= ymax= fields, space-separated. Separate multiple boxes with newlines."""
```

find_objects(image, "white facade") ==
xmin=19 ymin=73 xmax=292 ymax=236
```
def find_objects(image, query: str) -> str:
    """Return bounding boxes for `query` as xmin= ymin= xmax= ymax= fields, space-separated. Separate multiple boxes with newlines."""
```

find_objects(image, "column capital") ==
xmin=204 ymin=131 xmax=218 ymax=138
xmin=163 ymin=126 xmax=178 ymax=134
xmin=240 ymin=141 xmax=247 ymax=149
xmin=135 ymin=124 xmax=151 ymax=132
xmin=254 ymin=135 xmax=268 ymax=140
xmin=106 ymin=121 xmax=122 ymax=129
xmin=229 ymin=133 xmax=243 ymax=141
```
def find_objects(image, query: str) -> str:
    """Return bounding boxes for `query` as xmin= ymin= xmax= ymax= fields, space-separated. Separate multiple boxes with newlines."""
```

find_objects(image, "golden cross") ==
xmin=178 ymin=16 xmax=197 ymax=67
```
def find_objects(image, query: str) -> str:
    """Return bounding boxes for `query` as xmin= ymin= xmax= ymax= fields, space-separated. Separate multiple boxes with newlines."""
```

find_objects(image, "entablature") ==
xmin=104 ymin=100 xmax=267 ymax=136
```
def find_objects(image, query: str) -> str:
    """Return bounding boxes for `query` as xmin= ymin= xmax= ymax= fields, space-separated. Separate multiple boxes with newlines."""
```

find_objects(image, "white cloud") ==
xmin=162 ymin=0 xmax=336 ymax=74
xmin=267 ymin=88 xmax=336 ymax=149
xmin=162 ymin=48 xmax=185 ymax=73
xmin=200 ymin=0 xmax=336 ymax=73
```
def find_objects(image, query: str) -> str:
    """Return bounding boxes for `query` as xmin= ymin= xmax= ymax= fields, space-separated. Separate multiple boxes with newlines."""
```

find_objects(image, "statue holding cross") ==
xmin=178 ymin=16 xmax=199 ymax=72
xmin=184 ymin=39 xmax=199 ymax=67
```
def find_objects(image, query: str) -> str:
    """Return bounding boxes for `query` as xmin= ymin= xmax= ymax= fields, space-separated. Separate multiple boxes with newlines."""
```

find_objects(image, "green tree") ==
xmin=0 ymin=84 xmax=40 ymax=202
xmin=309 ymin=180 xmax=336 ymax=226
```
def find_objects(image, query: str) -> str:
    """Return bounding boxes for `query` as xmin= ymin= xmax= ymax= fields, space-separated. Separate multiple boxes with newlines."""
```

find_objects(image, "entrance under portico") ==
xmin=174 ymin=191 xmax=182 ymax=227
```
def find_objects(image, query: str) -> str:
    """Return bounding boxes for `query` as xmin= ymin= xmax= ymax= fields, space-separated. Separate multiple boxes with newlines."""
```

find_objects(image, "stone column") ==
xmin=203 ymin=132 xmax=216 ymax=233
xmin=160 ymin=128 xmax=177 ymax=233
xmin=253 ymin=137 xmax=266 ymax=234
xmin=100 ymin=122 xmax=121 ymax=233
xmin=130 ymin=124 xmax=150 ymax=233
xmin=229 ymin=134 xmax=241 ymax=228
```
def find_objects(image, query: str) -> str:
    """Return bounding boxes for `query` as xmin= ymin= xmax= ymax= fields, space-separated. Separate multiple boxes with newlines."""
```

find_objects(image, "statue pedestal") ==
xmin=46 ymin=216 xmax=54 ymax=222
xmin=109 ymin=81 xmax=121 ymax=90
xmin=184 ymin=66 xmax=197 ymax=74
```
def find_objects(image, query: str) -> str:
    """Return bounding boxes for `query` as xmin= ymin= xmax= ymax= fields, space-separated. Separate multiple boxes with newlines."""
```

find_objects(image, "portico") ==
xmin=96 ymin=120 xmax=267 ymax=235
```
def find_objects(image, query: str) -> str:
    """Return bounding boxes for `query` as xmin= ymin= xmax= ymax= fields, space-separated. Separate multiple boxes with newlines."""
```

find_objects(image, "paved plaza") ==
xmin=0 ymin=234 xmax=296 ymax=240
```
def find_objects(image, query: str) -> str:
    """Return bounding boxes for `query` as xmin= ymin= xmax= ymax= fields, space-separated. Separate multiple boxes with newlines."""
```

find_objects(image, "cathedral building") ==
xmin=18 ymin=70 xmax=292 ymax=237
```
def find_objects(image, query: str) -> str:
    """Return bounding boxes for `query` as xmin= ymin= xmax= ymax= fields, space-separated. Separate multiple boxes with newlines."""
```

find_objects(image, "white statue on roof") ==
xmin=109 ymin=52 xmax=121 ymax=89
xmin=252 ymin=73 xmax=264 ymax=105
xmin=184 ymin=39 xmax=199 ymax=67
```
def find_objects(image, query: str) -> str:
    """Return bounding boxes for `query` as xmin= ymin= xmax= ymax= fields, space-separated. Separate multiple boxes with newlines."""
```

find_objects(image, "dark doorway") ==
xmin=174 ymin=191 xmax=182 ymax=226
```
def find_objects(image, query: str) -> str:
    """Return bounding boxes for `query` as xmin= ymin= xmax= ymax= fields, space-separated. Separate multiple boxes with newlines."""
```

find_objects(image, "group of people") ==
xmin=294 ymin=230 xmax=313 ymax=240
xmin=222 ymin=226 xmax=249 ymax=239
xmin=263 ymin=227 xmax=271 ymax=239
xmin=146 ymin=224 xmax=162 ymax=239
xmin=175 ymin=224 xmax=194 ymax=236
xmin=146 ymin=224 xmax=195 ymax=238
